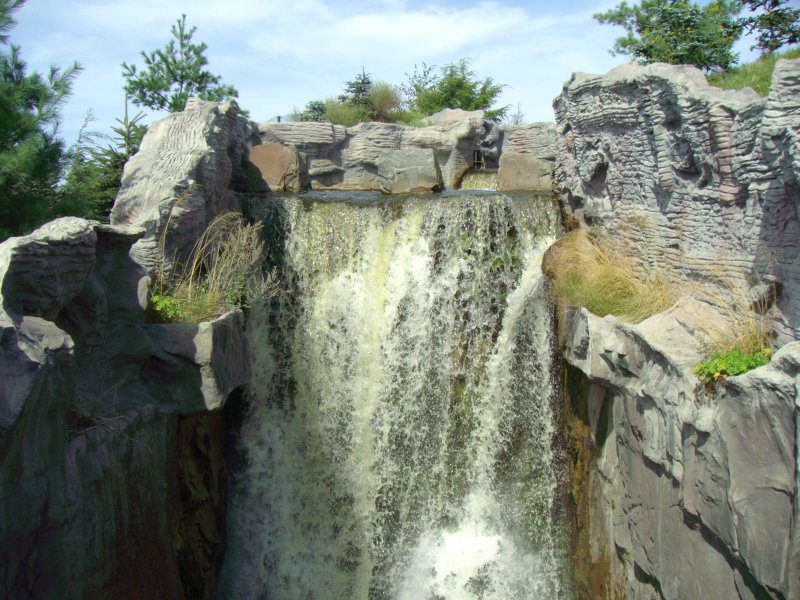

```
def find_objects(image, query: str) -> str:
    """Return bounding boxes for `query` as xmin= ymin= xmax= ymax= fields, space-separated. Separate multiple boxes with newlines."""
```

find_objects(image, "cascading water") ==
xmin=219 ymin=191 xmax=571 ymax=599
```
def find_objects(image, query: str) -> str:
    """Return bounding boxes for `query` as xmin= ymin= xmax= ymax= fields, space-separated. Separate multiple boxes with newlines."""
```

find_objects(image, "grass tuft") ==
xmin=149 ymin=211 xmax=275 ymax=323
xmin=543 ymin=228 xmax=677 ymax=324
xmin=707 ymin=47 xmax=800 ymax=97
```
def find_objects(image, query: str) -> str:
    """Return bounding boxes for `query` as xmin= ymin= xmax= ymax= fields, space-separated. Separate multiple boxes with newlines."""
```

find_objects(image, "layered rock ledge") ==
xmin=555 ymin=59 xmax=800 ymax=344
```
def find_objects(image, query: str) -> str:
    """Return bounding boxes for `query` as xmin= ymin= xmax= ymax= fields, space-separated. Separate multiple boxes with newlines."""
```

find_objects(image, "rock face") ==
xmin=259 ymin=111 xmax=500 ymax=191
xmin=375 ymin=148 xmax=443 ymax=193
xmin=249 ymin=143 xmax=307 ymax=192
xmin=0 ymin=218 xmax=248 ymax=598
xmin=111 ymin=98 xmax=260 ymax=271
xmin=561 ymin=303 xmax=800 ymax=600
xmin=554 ymin=59 xmax=800 ymax=343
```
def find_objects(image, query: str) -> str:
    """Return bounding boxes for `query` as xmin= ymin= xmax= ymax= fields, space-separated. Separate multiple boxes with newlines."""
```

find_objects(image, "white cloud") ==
xmin=10 ymin=0 xmax=632 ymax=144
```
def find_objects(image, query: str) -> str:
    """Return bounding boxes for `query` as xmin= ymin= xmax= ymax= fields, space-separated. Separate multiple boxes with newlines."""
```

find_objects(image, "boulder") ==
xmin=111 ymin=98 xmax=260 ymax=272
xmin=500 ymin=122 xmax=557 ymax=159
xmin=376 ymin=148 xmax=443 ymax=194
xmin=497 ymin=151 xmax=553 ymax=191
xmin=249 ymin=143 xmax=307 ymax=192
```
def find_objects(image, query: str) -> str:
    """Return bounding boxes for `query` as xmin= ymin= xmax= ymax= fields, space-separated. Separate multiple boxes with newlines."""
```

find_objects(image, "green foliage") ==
xmin=300 ymin=99 xmax=326 ymax=122
xmin=694 ymin=347 xmax=773 ymax=382
xmin=60 ymin=103 xmax=147 ymax=221
xmin=367 ymin=81 xmax=401 ymax=121
xmin=707 ymin=46 xmax=800 ymax=95
xmin=594 ymin=0 xmax=743 ymax=71
xmin=147 ymin=293 xmax=186 ymax=323
xmin=409 ymin=59 xmax=509 ymax=120
xmin=122 ymin=14 xmax=238 ymax=113
xmin=0 ymin=0 xmax=80 ymax=240
xmin=341 ymin=67 xmax=372 ymax=107
xmin=321 ymin=98 xmax=368 ymax=126
xmin=740 ymin=0 xmax=800 ymax=53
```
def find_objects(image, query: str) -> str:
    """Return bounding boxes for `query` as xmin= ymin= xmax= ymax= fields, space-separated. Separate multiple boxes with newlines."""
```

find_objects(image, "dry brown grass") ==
xmin=151 ymin=211 xmax=273 ymax=322
xmin=544 ymin=228 xmax=678 ymax=324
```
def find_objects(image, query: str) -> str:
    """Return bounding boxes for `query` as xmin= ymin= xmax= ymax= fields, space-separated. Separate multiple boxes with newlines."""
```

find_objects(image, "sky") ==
xmin=11 ymin=0 xmax=765 ymax=148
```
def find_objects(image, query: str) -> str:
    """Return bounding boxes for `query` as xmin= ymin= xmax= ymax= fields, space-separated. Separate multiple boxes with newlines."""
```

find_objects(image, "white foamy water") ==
xmin=219 ymin=192 xmax=571 ymax=599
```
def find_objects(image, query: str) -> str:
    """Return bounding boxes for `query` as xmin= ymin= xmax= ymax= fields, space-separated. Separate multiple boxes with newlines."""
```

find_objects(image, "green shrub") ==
xmin=147 ymin=293 xmax=187 ymax=323
xmin=694 ymin=347 xmax=773 ymax=382
xmin=322 ymin=99 xmax=368 ymax=126
xmin=368 ymin=81 xmax=401 ymax=121
xmin=707 ymin=47 xmax=800 ymax=96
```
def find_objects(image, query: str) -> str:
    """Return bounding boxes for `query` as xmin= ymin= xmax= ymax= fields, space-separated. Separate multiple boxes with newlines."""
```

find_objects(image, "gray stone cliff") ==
xmin=0 ymin=217 xmax=248 ymax=598
xmin=556 ymin=60 xmax=800 ymax=600
xmin=554 ymin=59 xmax=800 ymax=344
xmin=562 ymin=303 xmax=799 ymax=600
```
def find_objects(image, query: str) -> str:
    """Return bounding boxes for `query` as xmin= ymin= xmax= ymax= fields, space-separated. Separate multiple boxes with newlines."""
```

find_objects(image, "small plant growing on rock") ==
xmin=694 ymin=347 xmax=773 ymax=383
xmin=149 ymin=211 xmax=273 ymax=323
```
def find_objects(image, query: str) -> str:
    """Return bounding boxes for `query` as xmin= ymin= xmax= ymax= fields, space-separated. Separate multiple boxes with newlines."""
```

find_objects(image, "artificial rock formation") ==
xmin=555 ymin=59 xmax=800 ymax=600
xmin=258 ymin=109 xmax=499 ymax=191
xmin=498 ymin=123 xmax=557 ymax=191
xmin=554 ymin=59 xmax=800 ymax=343
xmin=0 ymin=218 xmax=248 ymax=598
xmin=562 ymin=303 xmax=799 ymax=600
xmin=111 ymin=98 xmax=260 ymax=271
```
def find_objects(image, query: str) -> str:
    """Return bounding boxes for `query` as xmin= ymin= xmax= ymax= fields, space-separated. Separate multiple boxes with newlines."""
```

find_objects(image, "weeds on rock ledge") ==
xmin=148 ymin=211 xmax=274 ymax=323
xmin=543 ymin=227 xmax=677 ymax=324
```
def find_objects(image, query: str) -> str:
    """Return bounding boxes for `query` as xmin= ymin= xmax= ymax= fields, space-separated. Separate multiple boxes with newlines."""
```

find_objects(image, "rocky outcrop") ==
xmin=496 ymin=123 xmax=557 ymax=191
xmin=0 ymin=218 xmax=248 ymax=598
xmin=111 ymin=98 xmax=260 ymax=272
xmin=554 ymin=59 xmax=800 ymax=343
xmin=562 ymin=302 xmax=799 ymax=600
xmin=259 ymin=110 xmax=500 ymax=191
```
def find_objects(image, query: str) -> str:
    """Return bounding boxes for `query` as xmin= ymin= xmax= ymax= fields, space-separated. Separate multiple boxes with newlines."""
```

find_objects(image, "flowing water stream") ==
xmin=219 ymin=191 xmax=571 ymax=599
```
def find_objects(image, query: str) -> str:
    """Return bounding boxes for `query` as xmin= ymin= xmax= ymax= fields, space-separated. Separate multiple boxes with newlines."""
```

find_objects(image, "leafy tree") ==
xmin=122 ymin=14 xmax=238 ymax=112
xmin=594 ymin=0 xmax=743 ymax=71
xmin=300 ymin=99 xmax=326 ymax=122
xmin=740 ymin=0 xmax=800 ymax=53
xmin=0 ymin=0 xmax=80 ymax=240
xmin=405 ymin=59 xmax=509 ymax=121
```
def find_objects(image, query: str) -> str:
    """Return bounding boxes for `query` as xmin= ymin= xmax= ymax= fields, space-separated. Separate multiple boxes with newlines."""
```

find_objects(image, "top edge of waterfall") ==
xmin=242 ymin=189 xmax=556 ymax=205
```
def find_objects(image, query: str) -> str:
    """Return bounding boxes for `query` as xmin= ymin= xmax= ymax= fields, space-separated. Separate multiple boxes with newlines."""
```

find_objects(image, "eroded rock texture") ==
xmin=258 ymin=109 xmax=499 ymax=190
xmin=562 ymin=303 xmax=799 ymax=600
xmin=111 ymin=98 xmax=260 ymax=271
xmin=0 ymin=218 xmax=248 ymax=598
xmin=555 ymin=59 xmax=800 ymax=343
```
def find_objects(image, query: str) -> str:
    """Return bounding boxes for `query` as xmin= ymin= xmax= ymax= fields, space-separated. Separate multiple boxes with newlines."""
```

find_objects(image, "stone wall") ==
xmin=554 ymin=59 xmax=800 ymax=344
xmin=561 ymin=303 xmax=799 ymax=600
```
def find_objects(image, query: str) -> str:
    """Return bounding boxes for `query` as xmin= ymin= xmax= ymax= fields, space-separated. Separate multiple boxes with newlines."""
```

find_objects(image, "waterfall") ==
xmin=219 ymin=191 xmax=571 ymax=599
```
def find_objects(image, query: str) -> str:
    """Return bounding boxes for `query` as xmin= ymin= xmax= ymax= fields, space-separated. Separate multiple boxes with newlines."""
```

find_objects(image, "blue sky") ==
xmin=11 ymin=0 xmax=764 ymax=147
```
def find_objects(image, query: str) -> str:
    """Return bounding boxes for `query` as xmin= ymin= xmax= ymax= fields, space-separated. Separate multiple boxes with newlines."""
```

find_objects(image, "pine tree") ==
xmin=0 ymin=0 xmax=80 ymax=240
xmin=122 ymin=14 xmax=238 ymax=113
